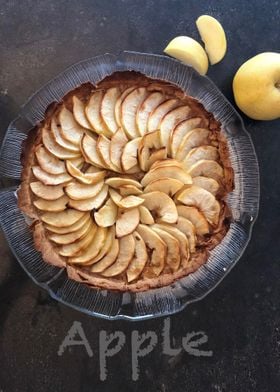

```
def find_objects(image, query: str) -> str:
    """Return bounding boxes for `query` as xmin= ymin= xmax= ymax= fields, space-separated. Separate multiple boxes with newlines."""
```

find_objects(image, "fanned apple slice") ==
xmin=121 ymin=137 xmax=141 ymax=171
xmin=150 ymin=158 xmax=184 ymax=170
xmin=45 ymin=213 xmax=90 ymax=234
xmin=30 ymin=182 xmax=64 ymax=201
xmin=106 ymin=177 xmax=142 ymax=189
xmin=42 ymin=127 xmax=81 ymax=160
xmin=33 ymin=194 xmax=68 ymax=212
xmin=152 ymin=226 xmax=181 ymax=272
xmin=184 ymin=146 xmax=218 ymax=168
xmin=41 ymin=209 xmax=85 ymax=227
xmin=49 ymin=218 xmax=92 ymax=245
xmin=109 ymin=128 xmax=128 ymax=171
xmin=94 ymin=198 xmax=118 ymax=227
xmin=139 ymin=205 xmax=155 ymax=224
xmin=137 ymin=224 xmax=166 ymax=277
xmin=51 ymin=119 xmax=80 ymax=152
xmin=96 ymin=135 xmax=120 ymax=171
xmin=187 ymin=160 xmax=224 ymax=181
xmin=141 ymin=191 xmax=178 ymax=223
xmin=101 ymin=234 xmax=135 ymax=277
xmin=109 ymin=189 xmax=144 ymax=209
xmin=144 ymin=177 xmax=184 ymax=196
xmin=147 ymin=147 xmax=167 ymax=169
xmin=68 ymin=184 xmax=108 ymax=211
xmin=119 ymin=185 xmax=142 ymax=196
xmin=177 ymin=205 xmax=209 ymax=236
xmin=160 ymin=105 xmax=191 ymax=151
xmin=72 ymin=96 xmax=92 ymax=130
xmin=138 ymin=130 xmax=162 ymax=171
xmin=65 ymin=180 xmax=104 ymax=200
xmin=147 ymin=98 xmax=180 ymax=132
xmin=91 ymin=236 xmax=119 ymax=273
xmin=85 ymin=91 xmax=111 ymax=137
xmin=32 ymin=166 xmax=71 ymax=186
xmin=115 ymin=86 xmax=136 ymax=126
xmin=59 ymin=107 xmax=85 ymax=146
xmin=175 ymin=128 xmax=210 ymax=161
xmin=192 ymin=176 xmax=220 ymax=196
xmin=136 ymin=91 xmax=165 ymax=135
xmin=35 ymin=145 xmax=65 ymax=175
xmin=121 ymin=87 xmax=148 ymax=139
xmin=170 ymin=117 xmax=205 ymax=157
xmin=87 ymin=226 xmax=115 ymax=265
xmin=126 ymin=165 xmax=141 ymax=174
xmin=116 ymin=207 xmax=139 ymax=237
xmin=59 ymin=224 xmax=96 ymax=257
xmin=173 ymin=216 xmax=196 ymax=253
xmin=126 ymin=231 xmax=148 ymax=282
xmin=101 ymin=87 xmax=120 ymax=134
xmin=80 ymin=134 xmax=105 ymax=168
xmin=141 ymin=165 xmax=192 ymax=187
xmin=152 ymin=223 xmax=189 ymax=263
xmin=66 ymin=160 xmax=106 ymax=185
xmin=176 ymin=185 xmax=220 ymax=226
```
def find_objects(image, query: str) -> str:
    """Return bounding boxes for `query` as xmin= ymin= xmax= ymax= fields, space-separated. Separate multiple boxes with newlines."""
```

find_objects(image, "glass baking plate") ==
xmin=0 ymin=51 xmax=259 ymax=320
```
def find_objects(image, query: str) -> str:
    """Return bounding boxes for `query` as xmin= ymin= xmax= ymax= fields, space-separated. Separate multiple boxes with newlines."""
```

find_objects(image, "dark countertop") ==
xmin=0 ymin=1 xmax=279 ymax=391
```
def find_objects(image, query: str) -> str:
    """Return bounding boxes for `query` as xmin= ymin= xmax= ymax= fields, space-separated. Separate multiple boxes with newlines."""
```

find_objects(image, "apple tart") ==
xmin=18 ymin=71 xmax=233 ymax=292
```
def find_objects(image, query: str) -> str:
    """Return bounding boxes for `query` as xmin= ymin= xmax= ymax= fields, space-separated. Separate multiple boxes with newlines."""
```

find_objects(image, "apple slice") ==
xmin=109 ymin=189 xmax=144 ymax=209
xmin=106 ymin=177 xmax=142 ymax=189
xmin=136 ymin=91 xmax=165 ymax=135
xmin=65 ymin=180 xmax=104 ymax=200
xmin=45 ymin=213 xmax=90 ymax=234
xmin=119 ymin=185 xmax=142 ymax=196
xmin=147 ymin=99 xmax=180 ymax=132
xmin=126 ymin=231 xmax=148 ymax=282
xmin=141 ymin=191 xmax=178 ymax=223
xmin=139 ymin=205 xmax=154 ymax=224
xmin=59 ymin=224 xmax=97 ymax=257
xmin=85 ymin=91 xmax=111 ymax=137
xmin=121 ymin=137 xmax=141 ymax=171
xmin=147 ymin=147 xmax=167 ymax=169
xmin=170 ymin=117 xmax=205 ymax=157
xmin=87 ymin=226 xmax=115 ymax=265
xmin=30 ymin=182 xmax=64 ymax=201
xmin=116 ymin=207 xmax=139 ymax=237
xmin=109 ymin=128 xmax=128 ymax=171
xmin=141 ymin=165 xmax=192 ymax=187
xmin=101 ymin=87 xmax=120 ymax=134
xmin=176 ymin=185 xmax=220 ymax=226
xmin=91 ymin=236 xmax=119 ymax=273
xmin=115 ymin=87 xmax=136 ymax=126
xmin=192 ymin=176 xmax=220 ymax=196
xmin=51 ymin=118 xmax=80 ymax=152
xmin=150 ymin=158 xmax=184 ymax=170
xmin=68 ymin=184 xmax=108 ymax=211
xmin=35 ymin=145 xmax=66 ymax=175
xmin=173 ymin=216 xmax=196 ymax=253
xmin=96 ymin=135 xmax=120 ymax=171
xmin=58 ymin=107 xmax=85 ymax=146
xmin=101 ymin=234 xmax=135 ymax=277
xmin=33 ymin=194 xmax=68 ymax=212
xmin=138 ymin=130 xmax=162 ymax=171
xmin=196 ymin=15 xmax=227 ymax=65
xmin=66 ymin=160 xmax=106 ymax=185
xmin=49 ymin=218 xmax=92 ymax=245
xmin=137 ymin=224 xmax=166 ymax=277
xmin=72 ymin=96 xmax=92 ymax=130
xmin=187 ymin=159 xmax=224 ymax=181
xmin=80 ymin=134 xmax=105 ymax=168
xmin=121 ymin=87 xmax=148 ymax=139
xmin=42 ymin=127 xmax=81 ymax=160
xmin=32 ymin=166 xmax=71 ymax=186
xmin=69 ymin=226 xmax=107 ymax=264
xmin=144 ymin=177 xmax=184 ymax=196
xmin=41 ymin=209 xmax=85 ymax=227
xmin=184 ymin=146 xmax=218 ymax=168
xmin=175 ymin=128 xmax=210 ymax=161
xmin=177 ymin=205 xmax=209 ymax=236
xmin=94 ymin=198 xmax=118 ymax=227
xmin=152 ymin=226 xmax=181 ymax=272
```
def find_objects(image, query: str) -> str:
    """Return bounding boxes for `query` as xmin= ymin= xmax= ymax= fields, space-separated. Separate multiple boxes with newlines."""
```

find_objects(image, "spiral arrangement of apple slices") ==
xmin=29 ymin=83 xmax=228 ymax=284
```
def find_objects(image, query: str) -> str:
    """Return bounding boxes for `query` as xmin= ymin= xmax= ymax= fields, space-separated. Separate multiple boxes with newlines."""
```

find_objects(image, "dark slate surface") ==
xmin=0 ymin=1 xmax=279 ymax=391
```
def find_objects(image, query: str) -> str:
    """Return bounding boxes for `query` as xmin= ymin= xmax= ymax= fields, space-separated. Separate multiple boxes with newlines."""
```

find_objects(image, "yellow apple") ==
xmin=233 ymin=52 xmax=280 ymax=120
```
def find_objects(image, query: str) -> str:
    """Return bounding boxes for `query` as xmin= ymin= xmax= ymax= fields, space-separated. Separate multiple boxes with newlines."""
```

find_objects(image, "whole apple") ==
xmin=233 ymin=52 xmax=280 ymax=120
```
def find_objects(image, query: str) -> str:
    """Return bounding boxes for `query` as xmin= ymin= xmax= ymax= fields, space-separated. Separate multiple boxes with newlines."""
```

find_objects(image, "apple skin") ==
xmin=233 ymin=52 xmax=280 ymax=120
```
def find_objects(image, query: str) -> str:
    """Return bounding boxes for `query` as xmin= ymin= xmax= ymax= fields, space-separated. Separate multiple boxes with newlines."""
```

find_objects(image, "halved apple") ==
xmin=59 ymin=224 xmax=97 ymax=257
xmin=96 ymin=134 xmax=120 ymax=171
xmin=32 ymin=166 xmax=71 ymax=186
xmin=85 ymin=91 xmax=111 ymax=137
xmin=170 ymin=117 xmax=204 ymax=157
xmin=184 ymin=146 xmax=218 ymax=169
xmin=144 ymin=177 xmax=184 ymax=196
xmin=137 ymin=224 xmax=166 ymax=277
xmin=121 ymin=87 xmax=148 ymax=139
xmin=126 ymin=231 xmax=148 ymax=282
xmin=109 ymin=189 xmax=144 ymax=209
xmin=138 ymin=130 xmax=162 ymax=171
xmin=177 ymin=205 xmax=209 ymax=236
xmin=49 ymin=217 xmax=92 ymax=245
xmin=45 ymin=213 xmax=91 ymax=234
xmin=141 ymin=165 xmax=192 ymax=187
xmin=192 ymin=176 xmax=220 ymax=196
xmin=33 ymin=194 xmax=68 ymax=212
xmin=176 ymin=185 xmax=220 ymax=226
xmin=147 ymin=147 xmax=167 ymax=169
xmin=173 ymin=216 xmax=196 ymax=252
xmin=30 ymin=182 xmax=64 ymax=201
xmin=175 ymin=128 xmax=210 ymax=160
xmin=187 ymin=159 xmax=224 ymax=181
xmin=65 ymin=180 xmax=104 ymax=200
xmin=136 ymin=91 xmax=165 ymax=135
xmin=106 ymin=177 xmax=142 ymax=189
xmin=42 ymin=127 xmax=81 ymax=160
xmin=35 ymin=145 xmax=66 ymax=175
xmin=141 ymin=191 xmax=178 ymax=223
xmin=116 ymin=207 xmax=139 ymax=238
xmin=41 ymin=209 xmax=85 ymax=227
xmin=80 ymin=134 xmax=105 ymax=168
xmin=119 ymin=185 xmax=142 ymax=196
xmin=66 ymin=160 xmax=106 ymax=185
xmin=58 ymin=107 xmax=85 ymax=146
xmin=51 ymin=118 xmax=80 ymax=152
xmin=94 ymin=198 xmax=118 ymax=227
xmin=109 ymin=128 xmax=128 ymax=171
xmin=72 ymin=96 xmax=92 ymax=130
xmin=68 ymin=184 xmax=108 ymax=211
xmin=147 ymin=99 xmax=179 ymax=132
xmin=91 ymin=236 xmax=119 ymax=273
xmin=152 ymin=226 xmax=181 ymax=272
xmin=139 ymin=205 xmax=154 ymax=224
xmin=115 ymin=87 xmax=136 ymax=127
xmin=101 ymin=87 xmax=120 ymax=134
xmin=121 ymin=137 xmax=141 ymax=171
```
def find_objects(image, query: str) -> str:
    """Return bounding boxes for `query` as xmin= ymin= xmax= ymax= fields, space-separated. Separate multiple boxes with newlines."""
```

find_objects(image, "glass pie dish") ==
xmin=0 ymin=51 xmax=259 ymax=320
